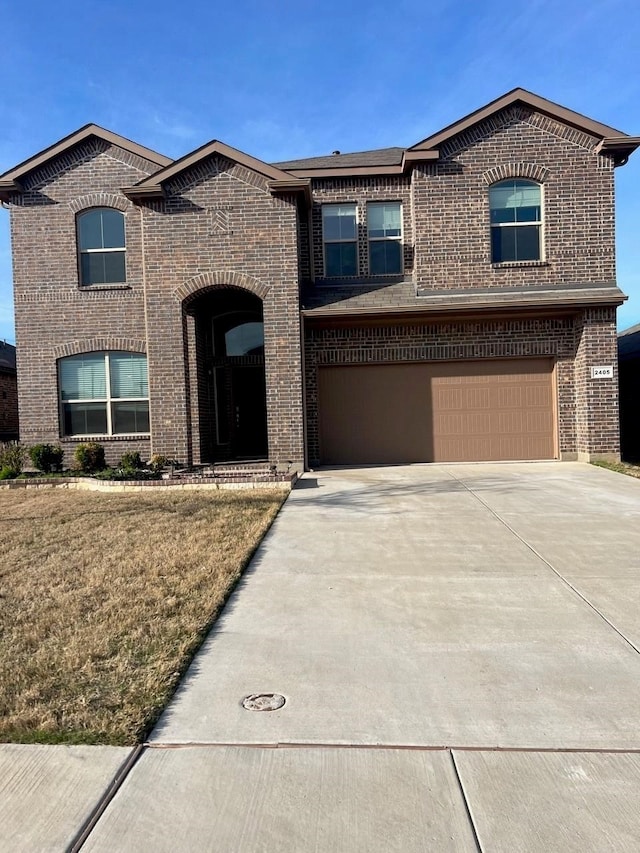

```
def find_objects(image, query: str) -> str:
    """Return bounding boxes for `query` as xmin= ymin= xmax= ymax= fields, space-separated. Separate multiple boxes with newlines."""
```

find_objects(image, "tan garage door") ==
xmin=318 ymin=358 xmax=556 ymax=464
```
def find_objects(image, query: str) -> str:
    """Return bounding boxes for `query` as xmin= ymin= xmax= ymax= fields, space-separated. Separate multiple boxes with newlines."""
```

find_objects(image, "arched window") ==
xmin=489 ymin=180 xmax=542 ymax=263
xmin=58 ymin=351 xmax=148 ymax=436
xmin=77 ymin=208 xmax=126 ymax=285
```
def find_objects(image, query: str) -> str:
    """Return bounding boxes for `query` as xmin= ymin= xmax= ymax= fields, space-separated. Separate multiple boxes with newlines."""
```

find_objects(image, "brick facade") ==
xmin=3 ymin=91 xmax=632 ymax=468
xmin=0 ymin=370 xmax=19 ymax=441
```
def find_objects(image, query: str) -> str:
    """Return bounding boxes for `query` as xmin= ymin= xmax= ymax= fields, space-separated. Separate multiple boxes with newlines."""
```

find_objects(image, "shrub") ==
xmin=0 ymin=442 xmax=26 ymax=477
xmin=73 ymin=442 xmax=106 ymax=474
xmin=0 ymin=466 xmax=16 ymax=480
xmin=29 ymin=443 xmax=64 ymax=474
xmin=119 ymin=451 xmax=143 ymax=472
xmin=148 ymin=453 xmax=174 ymax=473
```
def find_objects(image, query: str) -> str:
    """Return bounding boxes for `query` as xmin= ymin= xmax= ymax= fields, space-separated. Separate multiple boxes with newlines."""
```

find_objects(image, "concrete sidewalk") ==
xmin=4 ymin=462 xmax=640 ymax=851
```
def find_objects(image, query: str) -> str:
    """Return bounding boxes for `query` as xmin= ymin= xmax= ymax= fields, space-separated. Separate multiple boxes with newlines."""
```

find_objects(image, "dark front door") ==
xmin=231 ymin=365 xmax=268 ymax=458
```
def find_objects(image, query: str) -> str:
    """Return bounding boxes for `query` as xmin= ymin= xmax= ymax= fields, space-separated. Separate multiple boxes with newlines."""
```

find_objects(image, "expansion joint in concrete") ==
xmin=445 ymin=469 xmax=640 ymax=659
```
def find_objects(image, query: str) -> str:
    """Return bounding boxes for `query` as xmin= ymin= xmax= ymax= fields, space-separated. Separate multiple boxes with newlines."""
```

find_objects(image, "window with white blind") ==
xmin=77 ymin=208 xmax=126 ymax=285
xmin=58 ymin=352 xmax=149 ymax=436
xmin=367 ymin=202 xmax=403 ymax=275
xmin=489 ymin=180 xmax=543 ymax=263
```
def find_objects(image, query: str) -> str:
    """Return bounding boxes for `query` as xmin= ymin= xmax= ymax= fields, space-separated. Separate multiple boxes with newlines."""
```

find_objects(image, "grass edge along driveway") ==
xmin=0 ymin=488 xmax=285 ymax=745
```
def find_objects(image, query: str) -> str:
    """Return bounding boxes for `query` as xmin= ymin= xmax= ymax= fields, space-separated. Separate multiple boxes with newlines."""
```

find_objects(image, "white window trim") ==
xmin=489 ymin=181 xmax=545 ymax=264
xmin=59 ymin=352 xmax=149 ymax=438
xmin=322 ymin=203 xmax=359 ymax=277
xmin=77 ymin=208 xmax=127 ymax=286
xmin=367 ymin=201 xmax=404 ymax=275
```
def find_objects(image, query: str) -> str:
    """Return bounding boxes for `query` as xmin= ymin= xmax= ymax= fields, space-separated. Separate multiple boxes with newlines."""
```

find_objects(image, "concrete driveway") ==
xmin=7 ymin=463 xmax=640 ymax=851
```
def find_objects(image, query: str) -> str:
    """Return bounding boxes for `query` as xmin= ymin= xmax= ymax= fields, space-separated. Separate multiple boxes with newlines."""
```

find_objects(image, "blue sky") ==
xmin=1 ymin=0 xmax=639 ymax=343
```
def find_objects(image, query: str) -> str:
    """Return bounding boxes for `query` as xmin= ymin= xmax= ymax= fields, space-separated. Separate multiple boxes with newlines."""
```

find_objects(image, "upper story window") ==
xmin=322 ymin=204 xmax=357 ymax=277
xmin=489 ymin=180 xmax=542 ymax=263
xmin=59 ymin=351 xmax=149 ymax=436
xmin=77 ymin=208 xmax=126 ymax=285
xmin=368 ymin=202 xmax=402 ymax=275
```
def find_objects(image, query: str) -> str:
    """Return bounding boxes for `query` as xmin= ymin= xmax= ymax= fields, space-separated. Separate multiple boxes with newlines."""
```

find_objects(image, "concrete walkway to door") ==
xmin=9 ymin=462 xmax=640 ymax=851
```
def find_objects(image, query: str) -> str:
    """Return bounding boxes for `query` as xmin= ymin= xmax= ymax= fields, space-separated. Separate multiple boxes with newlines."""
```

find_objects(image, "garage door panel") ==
xmin=318 ymin=358 xmax=556 ymax=464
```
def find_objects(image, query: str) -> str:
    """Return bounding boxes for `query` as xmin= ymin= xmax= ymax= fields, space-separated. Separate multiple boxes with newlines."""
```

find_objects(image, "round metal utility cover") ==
xmin=242 ymin=693 xmax=286 ymax=712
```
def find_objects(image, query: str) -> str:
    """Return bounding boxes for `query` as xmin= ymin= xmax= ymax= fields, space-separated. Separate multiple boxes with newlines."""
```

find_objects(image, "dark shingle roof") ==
xmin=273 ymin=147 xmax=405 ymax=170
xmin=618 ymin=323 xmax=640 ymax=359
xmin=0 ymin=341 xmax=16 ymax=371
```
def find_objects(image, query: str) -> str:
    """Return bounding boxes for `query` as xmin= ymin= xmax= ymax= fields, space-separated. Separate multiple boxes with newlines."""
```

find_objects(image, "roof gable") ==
xmin=409 ymin=88 xmax=631 ymax=153
xmin=125 ymin=139 xmax=304 ymax=199
xmin=0 ymin=124 xmax=172 ymax=198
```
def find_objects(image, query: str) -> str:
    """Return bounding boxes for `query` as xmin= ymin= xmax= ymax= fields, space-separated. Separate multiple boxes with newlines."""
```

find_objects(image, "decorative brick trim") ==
xmin=166 ymin=157 xmax=270 ymax=196
xmin=68 ymin=193 xmax=130 ymax=213
xmin=22 ymin=139 xmax=109 ymax=191
xmin=175 ymin=271 xmax=269 ymax=303
xmin=439 ymin=106 xmax=599 ymax=160
xmin=482 ymin=163 xmax=551 ymax=185
xmin=53 ymin=338 xmax=147 ymax=358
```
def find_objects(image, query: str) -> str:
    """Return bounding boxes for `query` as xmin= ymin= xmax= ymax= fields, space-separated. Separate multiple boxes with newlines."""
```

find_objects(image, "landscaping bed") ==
xmin=0 ymin=488 xmax=285 ymax=745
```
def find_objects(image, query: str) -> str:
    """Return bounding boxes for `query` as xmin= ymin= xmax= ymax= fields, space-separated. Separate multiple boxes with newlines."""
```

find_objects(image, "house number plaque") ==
xmin=591 ymin=365 xmax=614 ymax=379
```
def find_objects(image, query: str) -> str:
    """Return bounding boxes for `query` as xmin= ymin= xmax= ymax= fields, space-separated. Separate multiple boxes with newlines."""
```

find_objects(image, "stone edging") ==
xmin=0 ymin=474 xmax=296 ymax=493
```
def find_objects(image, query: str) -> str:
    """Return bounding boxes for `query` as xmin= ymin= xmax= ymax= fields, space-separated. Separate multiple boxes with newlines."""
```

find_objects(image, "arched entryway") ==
xmin=187 ymin=288 xmax=267 ymax=462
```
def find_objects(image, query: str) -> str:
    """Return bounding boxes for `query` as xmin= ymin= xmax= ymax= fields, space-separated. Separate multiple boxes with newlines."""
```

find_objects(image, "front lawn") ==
xmin=0 ymin=488 xmax=284 ymax=745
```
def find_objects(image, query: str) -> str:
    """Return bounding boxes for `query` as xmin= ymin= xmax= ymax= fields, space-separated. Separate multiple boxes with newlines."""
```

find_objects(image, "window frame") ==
xmin=489 ymin=179 xmax=544 ymax=264
xmin=367 ymin=201 xmax=403 ymax=276
xmin=58 ymin=351 xmax=149 ymax=438
xmin=322 ymin=203 xmax=359 ymax=278
xmin=76 ymin=207 xmax=127 ymax=287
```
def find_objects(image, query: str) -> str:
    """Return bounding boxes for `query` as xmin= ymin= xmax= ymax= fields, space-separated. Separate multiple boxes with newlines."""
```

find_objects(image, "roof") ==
xmin=618 ymin=323 xmax=640 ymax=359
xmin=409 ymin=88 xmax=628 ymax=151
xmin=302 ymin=281 xmax=627 ymax=320
xmin=274 ymin=147 xmax=405 ymax=170
xmin=0 ymin=124 xmax=171 ymax=200
xmin=281 ymin=88 xmax=639 ymax=178
xmin=0 ymin=88 xmax=637 ymax=195
xmin=124 ymin=139 xmax=310 ymax=201
xmin=0 ymin=341 xmax=16 ymax=372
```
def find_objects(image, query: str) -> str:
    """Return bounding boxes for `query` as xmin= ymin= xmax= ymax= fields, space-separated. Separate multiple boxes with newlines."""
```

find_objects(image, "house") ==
xmin=0 ymin=88 xmax=638 ymax=470
xmin=0 ymin=340 xmax=18 ymax=441
xmin=618 ymin=324 xmax=640 ymax=461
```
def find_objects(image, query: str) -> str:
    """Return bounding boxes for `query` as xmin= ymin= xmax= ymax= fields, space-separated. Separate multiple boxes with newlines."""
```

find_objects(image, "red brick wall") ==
xmin=0 ymin=370 xmax=19 ymax=439
xmin=305 ymin=316 xmax=582 ymax=466
xmin=411 ymin=106 xmax=615 ymax=292
xmin=9 ymin=145 xmax=305 ymax=468
xmin=574 ymin=307 xmax=620 ymax=459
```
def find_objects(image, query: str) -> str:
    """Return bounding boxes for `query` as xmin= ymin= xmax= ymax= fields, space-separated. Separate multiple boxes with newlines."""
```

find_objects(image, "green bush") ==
xmin=0 ymin=442 xmax=26 ymax=476
xmin=119 ymin=451 xmax=143 ymax=472
xmin=29 ymin=443 xmax=64 ymax=474
xmin=73 ymin=442 xmax=106 ymax=474
xmin=0 ymin=466 xmax=17 ymax=480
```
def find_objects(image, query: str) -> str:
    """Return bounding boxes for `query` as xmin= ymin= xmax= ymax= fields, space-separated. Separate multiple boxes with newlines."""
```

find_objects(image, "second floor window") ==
xmin=489 ymin=180 xmax=542 ymax=263
xmin=368 ymin=202 xmax=402 ymax=275
xmin=77 ymin=208 xmax=126 ymax=285
xmin=322 ymin=204 xmax=357 ymax=277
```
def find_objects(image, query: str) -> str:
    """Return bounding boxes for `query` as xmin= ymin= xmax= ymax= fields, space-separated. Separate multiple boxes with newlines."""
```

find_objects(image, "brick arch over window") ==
xmin=481 ymin=163 xmax=551 ymax=186
xmin=175 ymin=271 xmax=269 ymax=305
xmin=68 ymin=193 xmax=130 ymax=214
xmin=53 ymin=338 xmax=147 ymax=359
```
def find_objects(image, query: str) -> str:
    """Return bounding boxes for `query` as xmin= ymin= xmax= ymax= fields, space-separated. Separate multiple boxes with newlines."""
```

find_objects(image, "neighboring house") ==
xmin=0 ymin=340 xmax=18 ymax=441
xmin=0 ymin=88 xmax=638 ymax=470
xmin=618 ymin=324 xmax=640 ymax=461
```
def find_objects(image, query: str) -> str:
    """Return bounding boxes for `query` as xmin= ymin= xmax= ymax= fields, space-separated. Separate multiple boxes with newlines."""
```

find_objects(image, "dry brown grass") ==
xmin=0 ymin=488 xmax=284 ymax=745
xmin=592 ymin=460 xmax=640 ymax=480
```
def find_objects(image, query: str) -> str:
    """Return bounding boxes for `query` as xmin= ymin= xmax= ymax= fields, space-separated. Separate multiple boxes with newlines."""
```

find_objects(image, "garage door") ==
xmin=318 ymin=358 xmax=556 ymax=464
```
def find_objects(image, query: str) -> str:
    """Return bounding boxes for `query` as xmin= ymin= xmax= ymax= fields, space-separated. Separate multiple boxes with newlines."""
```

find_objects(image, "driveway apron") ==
xmin=78 ymin=462 xmax=640 ymax=852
